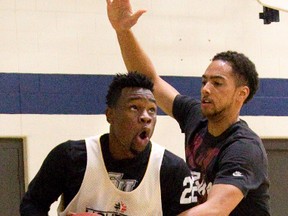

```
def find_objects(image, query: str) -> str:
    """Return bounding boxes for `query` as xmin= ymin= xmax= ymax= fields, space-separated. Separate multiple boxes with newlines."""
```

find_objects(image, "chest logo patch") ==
xmin=232 ymin=171 xmax=243 ymax=177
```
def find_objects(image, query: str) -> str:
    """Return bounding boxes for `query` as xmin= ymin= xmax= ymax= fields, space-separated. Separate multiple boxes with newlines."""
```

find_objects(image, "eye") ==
xmin=213 ymin=81 xmax=222 ymax=87
xmin=201 ymin=80 xmax=207 ymax=86
xmin=130 ymin=105 xmax=138 ymax=111
xmin=148 ymin=107 xmax=156 ymax=114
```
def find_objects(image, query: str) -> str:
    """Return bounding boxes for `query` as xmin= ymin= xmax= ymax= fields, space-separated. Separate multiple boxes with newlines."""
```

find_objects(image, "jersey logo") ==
xmin=86 ymin=202 xmax=128 ymax=216
xmin=109 ymin=172 xmax=137 ymax=192
xmin=232 ymin=171 xmax=244 ymax=177
xmin=114 ymin=201 xmax=127 ymax=214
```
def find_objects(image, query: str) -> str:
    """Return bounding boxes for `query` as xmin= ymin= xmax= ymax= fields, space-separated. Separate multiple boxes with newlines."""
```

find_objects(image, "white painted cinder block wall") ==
xmin=1 ymin=1 xmax=288 ymax=215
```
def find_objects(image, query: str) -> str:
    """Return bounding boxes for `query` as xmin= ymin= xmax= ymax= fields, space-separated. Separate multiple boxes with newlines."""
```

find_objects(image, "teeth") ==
xmin=202 ymin=99 xmax=210 ymax=103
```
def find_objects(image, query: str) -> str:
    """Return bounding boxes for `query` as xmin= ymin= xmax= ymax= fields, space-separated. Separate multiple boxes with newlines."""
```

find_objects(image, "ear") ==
xmin=238 ymin=86 xmax=250 ymax=103
xmin=106 ymin=107 xmax=113 ymax=124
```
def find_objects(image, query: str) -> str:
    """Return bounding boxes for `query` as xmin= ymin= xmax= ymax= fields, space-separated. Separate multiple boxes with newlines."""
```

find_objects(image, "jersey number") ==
xmin=180 ymin=176 xmax=197 ymax=204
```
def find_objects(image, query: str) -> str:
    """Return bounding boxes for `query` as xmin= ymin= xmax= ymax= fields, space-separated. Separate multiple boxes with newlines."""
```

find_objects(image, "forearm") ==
xmin=178 ymin=184 xmax=243 ymax=216
xmin=178 ymin=201 xmax=225 ymax=216
xmin=116 ymin=30 xmax=157 ymax=80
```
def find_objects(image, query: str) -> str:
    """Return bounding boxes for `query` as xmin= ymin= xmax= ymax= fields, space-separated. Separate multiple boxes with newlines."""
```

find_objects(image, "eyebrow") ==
xmin=128 ymin=97 xmax=156 ymax=104
xmin=202 ymin=74 xmax=226 ymax=80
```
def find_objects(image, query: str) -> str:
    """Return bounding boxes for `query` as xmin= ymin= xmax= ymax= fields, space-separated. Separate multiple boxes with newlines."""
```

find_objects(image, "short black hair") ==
xmin=106 ymin=71 xmax=154 ymax=108
xmin=212 ymin=51 xmax=259 ymax=103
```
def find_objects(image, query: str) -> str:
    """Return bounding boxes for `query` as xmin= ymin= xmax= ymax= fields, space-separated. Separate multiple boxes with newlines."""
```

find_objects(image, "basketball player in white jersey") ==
xmin=20 ymin=72 xmax=196 ymax=216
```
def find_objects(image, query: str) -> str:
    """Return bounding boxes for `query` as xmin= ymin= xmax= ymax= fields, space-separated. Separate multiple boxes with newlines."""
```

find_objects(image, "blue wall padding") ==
xmin=0 ymin=73 xmax=287 ymax=116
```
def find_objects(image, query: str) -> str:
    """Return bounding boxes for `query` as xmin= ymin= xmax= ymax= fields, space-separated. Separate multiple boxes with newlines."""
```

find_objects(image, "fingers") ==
xmin=133 ymin=9 xmax=147 ymax=20
xmin=106 ymin=0 xmax=128 ymax=6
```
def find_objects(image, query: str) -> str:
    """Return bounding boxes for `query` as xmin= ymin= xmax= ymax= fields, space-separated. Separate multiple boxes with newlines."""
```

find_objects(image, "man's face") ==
xmin=200 ymin=60 xmax=244 ymax=120
xmin=107 ymin=87 xmax=157 ymax=159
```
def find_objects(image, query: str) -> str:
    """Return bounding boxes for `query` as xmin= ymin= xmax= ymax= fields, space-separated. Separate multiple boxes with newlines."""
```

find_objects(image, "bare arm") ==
xmin=106 ymin=0 xmax=179 ymax=117
xmin=178 ymin=184 xmax=244 ymax=216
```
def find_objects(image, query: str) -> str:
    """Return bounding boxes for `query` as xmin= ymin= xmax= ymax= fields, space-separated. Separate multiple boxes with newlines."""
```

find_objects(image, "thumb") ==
xmin=130 ymin=9 xmax=146 ymax=26
xmin=133 ymin=9 xmax=147 ymax=21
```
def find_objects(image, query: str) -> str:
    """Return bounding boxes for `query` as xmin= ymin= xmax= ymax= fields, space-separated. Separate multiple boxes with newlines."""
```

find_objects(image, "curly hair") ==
xmin=212 ymin=51 xmax=259 ymax=103
xmin=106 ymin=71 xmax=154 ymax=108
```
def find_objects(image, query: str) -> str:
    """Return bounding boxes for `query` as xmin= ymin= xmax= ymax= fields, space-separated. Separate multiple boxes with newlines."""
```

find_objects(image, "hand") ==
xmin=67 ymin=212 xmax=100 ymax=216
xmin=106 ymin=0 xmax=146 ymax=31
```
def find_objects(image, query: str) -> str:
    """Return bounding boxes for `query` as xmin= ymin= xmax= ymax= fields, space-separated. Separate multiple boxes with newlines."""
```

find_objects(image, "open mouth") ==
xmin=201 ymin=97 xmax=213 ymax=105
xmin=202 ymin=97 xmax=211 ymax=103
xmin=139 ymin=130 xmax=148 ymax=140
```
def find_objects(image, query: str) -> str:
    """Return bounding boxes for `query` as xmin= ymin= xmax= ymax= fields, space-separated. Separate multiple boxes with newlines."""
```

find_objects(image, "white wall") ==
xmin=1 ymin=0 xmax=288 ymax=215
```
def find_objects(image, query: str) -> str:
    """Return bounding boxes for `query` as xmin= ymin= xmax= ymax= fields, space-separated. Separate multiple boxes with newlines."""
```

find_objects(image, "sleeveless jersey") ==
xmin=58 ymin=135 xmax=164 ymax=216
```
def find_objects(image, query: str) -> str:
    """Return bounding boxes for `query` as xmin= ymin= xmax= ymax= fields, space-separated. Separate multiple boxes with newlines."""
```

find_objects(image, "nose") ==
xmin=139 ymin=110 xmax=152 ymax=124
xmin=201 ymin=82 xmax=211 ymax=95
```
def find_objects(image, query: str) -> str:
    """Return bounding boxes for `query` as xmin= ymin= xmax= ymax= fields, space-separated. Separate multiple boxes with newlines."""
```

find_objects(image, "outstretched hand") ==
xmin=106 ymin=0 xmax=146 ymax=31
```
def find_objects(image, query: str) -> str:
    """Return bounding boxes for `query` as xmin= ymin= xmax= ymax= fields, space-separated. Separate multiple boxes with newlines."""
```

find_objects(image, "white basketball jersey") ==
xmin=58 ymin=135 xmax=164 ymax=216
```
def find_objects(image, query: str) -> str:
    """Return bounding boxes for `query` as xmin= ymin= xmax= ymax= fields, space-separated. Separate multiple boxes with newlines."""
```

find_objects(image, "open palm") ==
xmin=107 ymin=0 xmax=146 ymax=31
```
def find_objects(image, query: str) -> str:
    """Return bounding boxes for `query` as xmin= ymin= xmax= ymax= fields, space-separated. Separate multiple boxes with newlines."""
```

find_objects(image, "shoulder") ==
xmin=161 ymin=149 xmax=191 ymax=176
xmin=160 ymin=149 xmax=196 ymax=214
xmin=230 ymin=119 xmax=260 ymax=140
xmin=219 ymin=122 xmax=268 ymax=169
xmin=50 ymin=139 xmax=86 ymax=153
xmin=173 ymin=94 xmax=201 ymax=115
xmin=161 ymin=148 xmax=193 ymax=182
xmin=47 ymin=139 xmax=87 ymax=163
xmin=225 ymin=120 xmax=266 ymax=157
xmin=173 ymin=95 xmax=204 ymax=134
xmin=162 ymin=149 xmax=185 ymax=165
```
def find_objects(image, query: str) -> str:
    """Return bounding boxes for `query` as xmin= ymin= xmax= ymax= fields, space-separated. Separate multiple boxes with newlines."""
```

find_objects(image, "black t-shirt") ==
xmin=20 ymin=134 xmax=196 ymax=216
xmin=173 ymin=95 xmax=270 ymax=215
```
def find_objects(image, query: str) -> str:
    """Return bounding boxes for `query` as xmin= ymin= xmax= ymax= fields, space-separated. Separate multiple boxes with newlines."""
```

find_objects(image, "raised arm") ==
xmin=106 ymin=0 xmax=179 ymax=117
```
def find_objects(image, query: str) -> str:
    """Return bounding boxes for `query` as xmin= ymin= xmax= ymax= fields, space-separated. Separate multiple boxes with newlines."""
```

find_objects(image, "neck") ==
xmin=108 ymin=133 xmax=135 ymax=160
xmin=207 ymin=113 xmax=240 ymax=137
